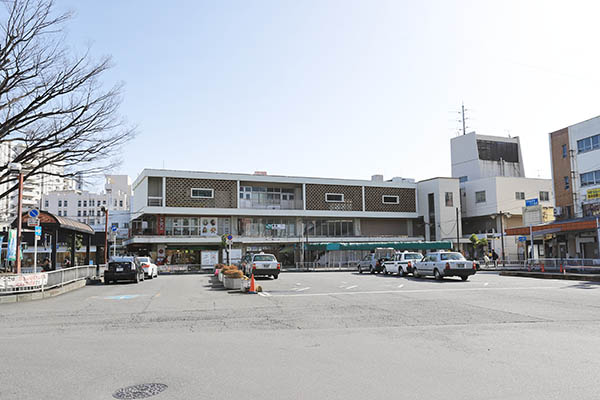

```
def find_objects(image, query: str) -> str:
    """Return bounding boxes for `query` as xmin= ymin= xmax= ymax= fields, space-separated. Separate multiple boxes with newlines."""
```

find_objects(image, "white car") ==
xmin=137 ymin=256 xmax=158 ymax=279
xmin=241 ymin=252 xmax=281 ymax=279
xmin=413 ymin=251 xmax=476 ymax=281
xmin=382 ymin=251 xmax=423 ymax=276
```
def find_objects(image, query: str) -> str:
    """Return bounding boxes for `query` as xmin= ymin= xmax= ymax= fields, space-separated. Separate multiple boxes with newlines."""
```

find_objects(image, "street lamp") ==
xmin=101 ymin=206 xmax=108 ymax=265
xmin=491 ymin=211 xmax=511 ymax=267
xmin=9 ymin=163 xmax=23 ymax=274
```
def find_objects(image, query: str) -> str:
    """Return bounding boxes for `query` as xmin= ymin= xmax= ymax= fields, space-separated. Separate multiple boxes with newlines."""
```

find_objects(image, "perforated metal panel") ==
xmin=305 ymin=184 xmax=362 ymax=211
xmin=165 ymin=178 xmax=237 ymax=208
xmin=364 ymin=186 xmax=416 ymax=212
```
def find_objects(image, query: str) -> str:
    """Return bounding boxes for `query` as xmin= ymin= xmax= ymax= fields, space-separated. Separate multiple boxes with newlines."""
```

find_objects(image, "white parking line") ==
xmin=258 ymin=291 xmax=271 ymax=297
xmin=345 ymin=285 xmax=358 ymax=290
xmin=296 ymin=287 xmax=311 ymax=292
xmin=484 ymin=282 xmax=489 ymax=286
xmin=398 ymin=284 xmax=404 ymax=288
xmin=269 ymin=286 xmax=559 ymax=298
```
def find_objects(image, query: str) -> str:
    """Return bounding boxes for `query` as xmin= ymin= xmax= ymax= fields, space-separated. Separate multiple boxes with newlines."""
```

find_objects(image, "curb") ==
xmin=0 ymin=279 xmax=87 ymax=304
xmin=499 ymin=271 xmax=600 ymax=282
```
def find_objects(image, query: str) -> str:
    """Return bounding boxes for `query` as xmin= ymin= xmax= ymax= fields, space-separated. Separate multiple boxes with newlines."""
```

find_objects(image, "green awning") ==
xmin=306 ymin=241 xmax=453 ymax=251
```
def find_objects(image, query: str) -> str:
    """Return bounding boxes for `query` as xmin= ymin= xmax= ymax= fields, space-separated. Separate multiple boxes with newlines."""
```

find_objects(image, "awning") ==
xmin=505 ymin=216 xmax=599 ymax=236
xmin=306 ymin=241 xmax=453 ymax=251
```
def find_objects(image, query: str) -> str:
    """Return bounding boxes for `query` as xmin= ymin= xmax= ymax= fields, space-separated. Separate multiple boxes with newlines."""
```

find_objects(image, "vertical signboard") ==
xmin=7 ymin=229 xmax=17 ymax=261
xmin=157 ymin=215 xmax=166 ymax=235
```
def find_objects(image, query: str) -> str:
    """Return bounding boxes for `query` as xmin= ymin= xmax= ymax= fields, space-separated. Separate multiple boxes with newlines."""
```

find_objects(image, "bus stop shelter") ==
xmin=12 ymin=210 xmax=96 ymax=268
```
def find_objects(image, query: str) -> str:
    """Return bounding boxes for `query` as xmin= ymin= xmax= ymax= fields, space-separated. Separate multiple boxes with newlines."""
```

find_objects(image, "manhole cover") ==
xmin=113 ymin=383 xmax=168 ymax=399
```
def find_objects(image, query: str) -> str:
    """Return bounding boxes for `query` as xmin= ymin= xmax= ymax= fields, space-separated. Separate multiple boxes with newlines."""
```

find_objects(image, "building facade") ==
xmin=416 ymin=177 xmax=461 ymax=244
xmin=549 ymin=115 xmax=600 ymax=219
xmin=126 ymin=169 xmax=433 ymax=268
xmin=451 ymin=132 xmax=554 ymax=260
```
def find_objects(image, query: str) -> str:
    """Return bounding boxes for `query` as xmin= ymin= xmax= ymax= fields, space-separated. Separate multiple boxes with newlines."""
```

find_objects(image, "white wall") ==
xmin=417 ymin=178 xmax=461 ymax=241
xmin=568 ymin=115 xmax=600 ymax=214
xmin=132 ymin=176 xmax=147 ymax=220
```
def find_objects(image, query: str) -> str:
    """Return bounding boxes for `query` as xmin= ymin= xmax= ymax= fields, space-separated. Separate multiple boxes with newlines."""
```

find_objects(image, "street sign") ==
xmin=34 ymin=226 xmax=41 ymax=237
xmin=111 ymin=225 xmax=117 ymax=232
xmin=226 ymin=234 xmax=233 ymax=245
xmin=518 ymin=236 xmax=527 ymax=242
xmin=27 ymin=217 xmax=39 ymax=227
xmin=28 ymin=208 xmax=39 ymax=218
xmin=525 ymin=198 xmax=539 ymax=207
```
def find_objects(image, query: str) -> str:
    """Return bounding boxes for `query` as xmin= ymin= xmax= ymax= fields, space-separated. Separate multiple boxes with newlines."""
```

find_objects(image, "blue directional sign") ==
xmin=34 ymin=226 xmax=42 ymax=236
xmin=518 ymin=236 xmax=527 ymax=242
xmin=111 ymin=225 xmax=117 ymax=232
xmin=525 ymin=198 xmax=539 ymax=207
xmin=28 ymin=208 xmax=39 ymax=218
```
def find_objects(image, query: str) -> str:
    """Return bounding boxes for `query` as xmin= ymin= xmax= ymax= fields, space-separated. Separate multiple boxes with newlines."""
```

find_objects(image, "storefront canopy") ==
xmin=306 ymin=241 xmax=453 ymax=251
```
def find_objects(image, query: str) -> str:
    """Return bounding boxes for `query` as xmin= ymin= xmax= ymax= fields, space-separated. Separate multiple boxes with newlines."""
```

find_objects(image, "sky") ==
xmin=55 ymin=0 xmax=600 ymax=186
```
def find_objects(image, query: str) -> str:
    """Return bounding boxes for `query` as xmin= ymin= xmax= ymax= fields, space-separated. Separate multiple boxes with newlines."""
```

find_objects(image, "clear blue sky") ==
xmin=57 ymin=0 xmax=600 ymax=184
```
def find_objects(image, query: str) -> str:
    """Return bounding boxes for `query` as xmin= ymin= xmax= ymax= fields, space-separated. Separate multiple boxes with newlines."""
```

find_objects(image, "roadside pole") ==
xmin=33 ymin=226 xmax=40 ymax=273
xmin=226 ymin=235 xmax=233 ymax=265
xmin=529 ymin=225 xmax=533 ymax=262
xmin=596 ymin=217 xmax=600 ymax=258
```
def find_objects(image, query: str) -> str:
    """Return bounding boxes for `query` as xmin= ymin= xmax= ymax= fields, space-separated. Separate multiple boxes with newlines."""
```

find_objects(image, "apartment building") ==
xmin=451 ymin=132 xmax=554 ymax=260
xmin=126 ymin=169 xmax=437 ymax=268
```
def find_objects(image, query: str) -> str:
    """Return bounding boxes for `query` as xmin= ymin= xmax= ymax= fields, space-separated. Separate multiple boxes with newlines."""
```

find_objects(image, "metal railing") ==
xmin=484 ymin=258 xmax=600 ymax=274
xmin=0 ymin=265 xmax=101 ymax=296
xmin=294 ymin=261 xmax=359 ymax=271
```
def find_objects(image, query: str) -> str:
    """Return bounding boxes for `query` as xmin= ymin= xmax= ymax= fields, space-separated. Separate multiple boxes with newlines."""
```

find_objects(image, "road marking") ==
xmin=345 ymin=285 xmax=358 ymax=290
xmin=104 ymin=295 xmax=140 ymax=300
xmin=258 ymin=292 xmax=271 ymax=297
xmin=398 ymin=284 xmax=404 ymax=288
xmin=296 ymin=287 xmax=311 ymax=292
xmin=269 ymin=286 xmax=559 ymax=298
xmin=484 ymin=283 xmax=489 ymax=286
xmin=296 ymin=283 xmax=302 ymax=285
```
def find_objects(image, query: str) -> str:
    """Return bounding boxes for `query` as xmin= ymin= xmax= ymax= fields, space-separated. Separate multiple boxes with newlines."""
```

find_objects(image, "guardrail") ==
xmin=0 ymin=265 xmax=102 ymax=296
xmin=481 ymin=258 xmax=600 ymax=274
xmin=294 ymin=261 xmax=358 ymax=271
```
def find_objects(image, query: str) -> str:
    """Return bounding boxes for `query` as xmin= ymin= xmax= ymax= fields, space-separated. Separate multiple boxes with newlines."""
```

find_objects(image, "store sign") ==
xmin=587 ymin=188 xmax=600 ymax=200
xmin=525 ymin=198 xmax=539 ymax=207
xmin=7 ymin=229 xmax=17 ymax=261
xmin=200 ymin=217 xmax=218 ymax=236
xmin=157 ymin=215 xmax=165 ymax=235
xmin=266 ymin=224 xmax=286 ymax=230
xmin=201 ymin=250 xmax=218 ymax=266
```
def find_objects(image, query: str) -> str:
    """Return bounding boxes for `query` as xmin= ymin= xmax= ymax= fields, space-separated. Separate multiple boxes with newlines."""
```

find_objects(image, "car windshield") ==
xmin=138 ymin=257 xmax=150 ymax=263
xmin=440 ymin=253 xmax=465 ymax=261
xmin=254 ymin=255 xmax=276 ymax=262
xmin=405 ymin=253 xmax=422 ymax=260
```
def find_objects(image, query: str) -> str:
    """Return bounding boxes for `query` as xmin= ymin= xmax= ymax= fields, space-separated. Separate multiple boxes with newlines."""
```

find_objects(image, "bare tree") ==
xmin=0 ymin=0 xmax=135 ymax=199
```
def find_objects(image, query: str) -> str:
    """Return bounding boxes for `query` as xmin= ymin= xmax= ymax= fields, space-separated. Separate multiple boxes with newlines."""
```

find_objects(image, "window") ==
xmin=325 ymin=193 xmax=344 ymax=202
xmin=64 ymin=200 xmax=67 ymax=207
xmin=562 ymin=144 xmax=567 ymax=158
xmin=382 ymin=195 xmax=399 ymax=204
xmin=515 ymin=192 xmax=525 ymax=200
xmin=114 ymin=199 xmax=117 ymax=207
xmin=445 ymin=192 xmax=453 ymax=207
xmin=58 ymin=210 xmax=61 ymax=216
xmin=581 ymin=170 xmax=600 ymax=187
xmin=539 ymin=191 xmax=549 ymax=201
xmin=90 ymin=210 xmax=95 ymax=216
xmin=58 ymin=200 xmax=62 ymax=207
xmin=77 ymin=210 xmax=81 ymax=217
xmin=90 ymin=199 xmax=95 ymax=206
xmin=459 ymin=176 xmax=468 ymax=183
xmin=83 ymin=200 xmax=87 ymax=207
xmin=475 ymin=191 xmax=486 ymax=203
xmin=83 ymin=210 xmax=87 ymax=216
xmin=564 ymin=176 xmax=570 ymax=190
xmin=577 ymin=134 xmax=600 ymax=153
xmin=119 ymin=200 xmax=123 ymax=207
xmin=77 ymin=200 xmax=81 ymax=207
xmin=191 ymin=188 xmax=214 ymax=198
xmin=63 ymin=210 xmax=67 ymax=217
xmin=44 ymin=200 xmax=49 ymax=208
xmin=103 ymin=200 xmax=106 ymax=205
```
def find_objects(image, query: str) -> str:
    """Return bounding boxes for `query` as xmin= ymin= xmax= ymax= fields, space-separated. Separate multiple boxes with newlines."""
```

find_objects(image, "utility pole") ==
xmin=596 ymin=217 xmax=600 ymax=259
xmin=499 ymin=212 xmax=506 ymax=268
xmin=456 ymin=207 xmax=460 ymax=252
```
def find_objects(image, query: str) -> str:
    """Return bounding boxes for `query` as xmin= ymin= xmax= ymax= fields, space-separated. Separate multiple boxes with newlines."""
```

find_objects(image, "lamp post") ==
xmin=491 ymin=211 xmax=511 ymax=268
xmin=9 ymin=163 xmax=23 ymax=274
xmin=101 ymin=206 xmax=108 ymax=264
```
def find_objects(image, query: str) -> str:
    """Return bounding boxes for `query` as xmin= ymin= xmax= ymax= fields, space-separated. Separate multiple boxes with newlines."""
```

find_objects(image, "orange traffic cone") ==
xmin=249 ymin=273 xmax=256 ymax=294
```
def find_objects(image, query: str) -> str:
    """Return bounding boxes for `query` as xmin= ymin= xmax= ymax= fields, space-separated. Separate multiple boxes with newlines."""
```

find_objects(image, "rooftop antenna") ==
xmin=457 ymin=102 xmax=469 ymax=135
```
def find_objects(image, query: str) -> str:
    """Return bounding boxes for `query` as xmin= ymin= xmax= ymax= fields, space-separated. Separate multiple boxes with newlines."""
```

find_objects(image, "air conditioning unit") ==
xmin=553 ymin=206 xmax=562 ymax=216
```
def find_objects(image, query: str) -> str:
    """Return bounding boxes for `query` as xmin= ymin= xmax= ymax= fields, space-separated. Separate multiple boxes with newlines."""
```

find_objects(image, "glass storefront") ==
xmin=165 ymin=217 xmax=230 ymax=236
xmin=238 ymin=217 xmax=297 ymax=238
xmin=306 ymin=219 xmax=354 ymax=237
xmin=164 ymin=249 xmax=201 ymax=264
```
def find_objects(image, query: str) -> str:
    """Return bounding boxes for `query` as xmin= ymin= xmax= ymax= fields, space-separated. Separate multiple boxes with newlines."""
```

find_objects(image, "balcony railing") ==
xmin=147 ymin=196 xmax=163 ymax=206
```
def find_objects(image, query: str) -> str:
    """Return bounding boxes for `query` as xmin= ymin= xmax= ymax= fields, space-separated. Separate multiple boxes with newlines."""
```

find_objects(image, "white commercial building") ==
xmin=417 ymin=177 xmax=462 ymax=244
xmin=451 ymin=132 xmax=554 ymax=260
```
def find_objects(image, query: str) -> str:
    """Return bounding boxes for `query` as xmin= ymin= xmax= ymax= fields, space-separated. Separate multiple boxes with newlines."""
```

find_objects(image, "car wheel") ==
xmin=104 ymin=279 xmax=110 ymax=285
xmin=399 ymin=269 xmax=406 ymax=277
xmin=413 ymin=269 xmax=419 ymax=278
xmin=358 ymin=266 xmax=362 ymax=274
xmin=434 ymin=269 xmax=442 ymax=280
xmin=273 ymin=275 xmax=279 ymax=280
xmin=461 ymin=275 xmax=469 ymax=281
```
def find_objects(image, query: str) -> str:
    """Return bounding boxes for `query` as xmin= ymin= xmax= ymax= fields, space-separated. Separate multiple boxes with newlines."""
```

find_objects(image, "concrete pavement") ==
xmin=1 ymin=272 xmax=600 ymax=399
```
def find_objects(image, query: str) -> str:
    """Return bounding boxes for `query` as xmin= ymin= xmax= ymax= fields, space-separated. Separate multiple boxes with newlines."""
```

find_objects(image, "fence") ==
xmin=0 ymin=265 xmax=101 ymax=296
xmin=294 ymin=261 xmax=358 ymax=271
xmin=483 ymin=258 xmax=600 ymax=274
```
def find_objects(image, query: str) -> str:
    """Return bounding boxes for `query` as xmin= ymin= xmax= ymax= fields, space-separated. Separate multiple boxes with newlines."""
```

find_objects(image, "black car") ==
xmin=104 ymin=257 xmax=145 ymax=284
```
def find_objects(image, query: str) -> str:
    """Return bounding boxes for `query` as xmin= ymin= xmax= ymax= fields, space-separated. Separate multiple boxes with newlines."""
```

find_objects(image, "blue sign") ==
xmin=34 ymin=226 xmax=42 ymax=236
xmin=226 ymin=234 xmax=233 ymax=241
xmin=525 ymin=198 xmax=539 ymax=207
xmin=111 ymin=225 xmax=117 ymax=232
xmin=28 ymin=208 xmax=39 ymax=218
xmin=518 ymin=236 xmax=527 ymax=242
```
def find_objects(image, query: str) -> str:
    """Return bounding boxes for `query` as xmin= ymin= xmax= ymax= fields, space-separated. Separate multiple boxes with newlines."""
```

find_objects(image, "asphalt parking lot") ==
xmin=1 ymin=271 xmax=600 ymax=399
